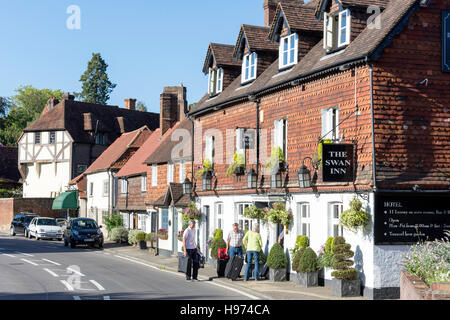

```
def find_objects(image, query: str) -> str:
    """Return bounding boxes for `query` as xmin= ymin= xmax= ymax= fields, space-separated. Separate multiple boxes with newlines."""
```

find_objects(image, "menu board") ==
xmin=374 ymin=192 xmax=450 ymax=245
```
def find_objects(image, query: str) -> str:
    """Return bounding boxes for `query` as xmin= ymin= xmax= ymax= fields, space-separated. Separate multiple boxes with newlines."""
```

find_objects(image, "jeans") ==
xmin=229 ymin=246 xmax=243 ymax=259
xmin=244 ymin=251 xmax=260 ymax=280
xmin=186 ymin=248 xmax=199 ymax=279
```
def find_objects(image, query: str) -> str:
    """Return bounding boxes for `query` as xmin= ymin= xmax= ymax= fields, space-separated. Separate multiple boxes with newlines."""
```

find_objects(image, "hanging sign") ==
xmin=322 ymin=143 xmax=354 ymax=182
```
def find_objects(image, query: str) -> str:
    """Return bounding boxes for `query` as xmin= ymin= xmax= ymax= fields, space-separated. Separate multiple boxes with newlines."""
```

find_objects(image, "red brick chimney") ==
xmin=263 ymin=0 xmax=303 ymax=27
xmin=124 ymin=98 xmax=136 ymax=110
xmin=159 ymin=86 xmax=187 ymax=136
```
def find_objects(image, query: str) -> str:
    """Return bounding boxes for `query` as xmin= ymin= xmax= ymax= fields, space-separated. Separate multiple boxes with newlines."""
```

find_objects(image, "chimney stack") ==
xmin=63 ymin=92 xmax=75 ymax=101
xmin=263 ymin=0 xmax=302 ymax=27
xmin=124 ymin=98 xmax=136 ymax=111
xmin=159 ymin=86 xmax=187 ymax=136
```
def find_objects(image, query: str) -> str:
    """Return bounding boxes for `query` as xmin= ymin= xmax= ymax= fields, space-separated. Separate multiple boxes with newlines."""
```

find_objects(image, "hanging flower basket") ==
xmin=266 ymin=202 xmax=293 ymax=227
xmin=177 ymin=230 xmax=184 ymax=242
xmin=181 ymin=201 xmax=202 ymax=222
xmin=157 ymin=229 xmax=168 ymax=240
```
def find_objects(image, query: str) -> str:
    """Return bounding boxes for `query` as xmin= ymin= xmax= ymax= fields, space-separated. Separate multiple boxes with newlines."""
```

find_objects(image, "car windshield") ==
xmin=24 ymin=216 xmax=37 ymax=223
xmin=37 ymin=219 xmax=57 ymax=226
xmin=72 ymin=220 xmax=98 ymax=229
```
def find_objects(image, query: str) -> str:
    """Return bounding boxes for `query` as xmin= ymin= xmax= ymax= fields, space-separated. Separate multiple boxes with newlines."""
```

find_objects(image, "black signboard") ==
xmin=242 ymin=130 xmax=255 ymax=149
xmin=443 ymin=11 xmax=450 ymax=72
xmin=322 ymin=143 xmax=354 ymax=182
xmin=374 ymin=192 xmax=450 ymax=245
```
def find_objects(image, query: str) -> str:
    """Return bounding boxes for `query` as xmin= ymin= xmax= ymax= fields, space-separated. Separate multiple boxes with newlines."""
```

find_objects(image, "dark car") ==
xmin=10 ymin=213 xmax=39 ymax=237
xmin=64 ymin=218 xmax=103 ymax=249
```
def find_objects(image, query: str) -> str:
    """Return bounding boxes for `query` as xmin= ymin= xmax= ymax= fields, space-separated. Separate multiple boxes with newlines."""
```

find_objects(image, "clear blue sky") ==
xmin=0 ymin=0 xmax=277 ymax=113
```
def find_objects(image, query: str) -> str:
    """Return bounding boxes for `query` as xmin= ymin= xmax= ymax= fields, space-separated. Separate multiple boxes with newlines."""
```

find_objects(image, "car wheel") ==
xmin=36 ymin=235 xmax=40 ymax=241
xmin=98 ymin=242 xmax=103 ymax=249
xmin=10 ymin=226 xmax=15 ymax=236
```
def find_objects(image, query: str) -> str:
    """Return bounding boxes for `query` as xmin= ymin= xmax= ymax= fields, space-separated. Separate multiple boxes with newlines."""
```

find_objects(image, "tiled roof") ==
xmin=202 ymin=43 xmax=241 ymax=74
xmin=314 ymin=0 xmax=389 ymax=16
xmin=116 ymin=129 xmax=161 ymax=177
xmin=148 ymin=183 xmax=190 ymax=207
xmin=144 ymin=119 xmax=192 ymax=165
xmin=24 ymin=99 xmax=159 ymax=144
xmin=191 ymin=0 xmax=418 ymax=116
xmin=85 ymin=126 xmax=151 ymax=174
xmin=0 ymin=146 xmax=21 ymax=183
xmin=233 ymin=25 xmax=279 ymax=59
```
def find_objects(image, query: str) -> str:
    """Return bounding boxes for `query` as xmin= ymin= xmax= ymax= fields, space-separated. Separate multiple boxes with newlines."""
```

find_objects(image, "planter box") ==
xmin=319 ymin=267 xmax=333 ymax=287
xmin=158 ymin=234 xmax=168 ymax=240
xmin=139 ymin=241 xmax=147 ymax=250
xmin=269 ymin=268 xmax=286 ymax=282
xmin=331 ymin=278 xmax=361 ymax=297
xmin=294 ymin=271 xmax=319 ymax=287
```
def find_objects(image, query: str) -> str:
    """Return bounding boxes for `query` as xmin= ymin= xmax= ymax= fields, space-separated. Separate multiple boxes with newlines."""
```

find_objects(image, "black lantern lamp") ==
xmin=271 ymin=171 xmax=283 ymax=188
xmin=182 ymin=178 xmax=192 ymax=195
xmin=247 ymin=168 xmax=257 ymax=189
xmin=298 ymin=157 xmax=313 ymax=189
xmin=202 ymin=171 xmax=213 ymax=191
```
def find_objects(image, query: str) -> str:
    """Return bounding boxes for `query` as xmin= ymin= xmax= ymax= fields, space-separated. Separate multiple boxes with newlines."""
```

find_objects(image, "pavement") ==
xmin=102 ymin=241 xmax=367 ymax=300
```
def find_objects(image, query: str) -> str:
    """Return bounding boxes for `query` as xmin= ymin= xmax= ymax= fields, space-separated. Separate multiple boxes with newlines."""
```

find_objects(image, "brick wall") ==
xmin=116 ymin=175 xmax=146 ymax=210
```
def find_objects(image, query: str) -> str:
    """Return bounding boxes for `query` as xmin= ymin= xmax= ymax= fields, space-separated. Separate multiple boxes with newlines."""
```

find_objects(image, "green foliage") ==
xmin=266 ymin=202 xmax=293 ymax=226
xmin=0 ymin=189 xmax=14 ymax=198
xmin=78 ymin=53 xmax=116 ymax=105
xmin=226 ymin=153 xmax=245 ymax=177
xmin=295 ymin=236 xmax=309 ymax=249
xmin=331 ymin=237 xmax=358 ymax=280
xmin=181 ymin=201 xmax=202 ymax=222
xmin=104 ymin=213 xmax=123 ymax=234
xmin=267 ymin=243 xmax=288 ymax=269
xmin=0 ymin=86 xmax=64 ymax=146
xmin=243 ymin=205 xmax=267 ymax=222
xmin=213 ymin=229 xmax=223 ymax=240
xmin=210 ymin=237 xmax=226 ymax=259
xmin=127 ymin=229 xmax=141 ymax=245
xmin=264 ymin=146 xmax=285 ymax=171
xmin=146 ymin=232 xmax=156 ymax=241
xmin=109 ymin=227 xmax=128 ymax=243
xmin=340 ymin=197 xmax=370 ymax=232
xmin=136 ymin=232 xmax=147 ymax=242
xmin=312 ymin=139 xmax=332 ymax=168
xmin=136 ymin=101 xmax=148 ymax=112
xmin=291 ymin=247 xmax=306 ymax=272
xmin=195 ymin=158 xmax=213 ymax=179
xmin=325 ymin=237 xmax=335 ymax=253
xmin=297 ymin=247 xmax=320 ymax=273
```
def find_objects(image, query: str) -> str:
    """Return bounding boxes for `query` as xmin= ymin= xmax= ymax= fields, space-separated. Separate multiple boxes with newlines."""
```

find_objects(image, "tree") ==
xmin=136 ymin=101 xmax=148 ymax=112
xmin=78 ymin=53 xmax=116 ymax=105
xmin=0 ymin=86 xmax=64 ymax=146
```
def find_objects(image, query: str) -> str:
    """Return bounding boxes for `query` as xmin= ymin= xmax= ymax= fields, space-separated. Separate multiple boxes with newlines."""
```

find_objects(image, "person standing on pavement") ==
xmin=242 ymin=223 xmax=263 ymax=281
xmin=183 ymin=220 xmax=199 ymax=281
xmin=226 ymin=223 xmax=244 ymax=259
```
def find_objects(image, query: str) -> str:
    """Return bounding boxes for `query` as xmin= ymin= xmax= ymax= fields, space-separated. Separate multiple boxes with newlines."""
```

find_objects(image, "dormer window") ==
xmin=279 ymin=33 xmax=298 ymax=70
xmin=241 ymin=52 xmax=257 ymax=84
xmin=208 ymin=67 xmax=223 ymax=96
xmin=324 ymin=9 xmax=351 ymax=52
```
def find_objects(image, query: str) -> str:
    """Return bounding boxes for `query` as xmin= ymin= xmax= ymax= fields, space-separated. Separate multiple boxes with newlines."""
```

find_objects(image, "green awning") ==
xmin=52 ymin=191 xmax=78 ymax=210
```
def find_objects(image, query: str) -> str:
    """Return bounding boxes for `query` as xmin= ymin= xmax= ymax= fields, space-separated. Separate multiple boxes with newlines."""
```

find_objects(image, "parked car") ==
xmin=28 ymin=217 xmax=63 ymax=241
xmin=10 ymin=213 xmax=39 ymax=237
xmin=64 ymin=218 xmax=103 ymax=249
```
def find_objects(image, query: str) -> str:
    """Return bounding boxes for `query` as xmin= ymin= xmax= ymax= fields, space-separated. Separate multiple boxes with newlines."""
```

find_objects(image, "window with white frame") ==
xmin=103 ymin=180 xmax=109 ymax=197
xmin=215 ymin=202 xmax=223 ymax=230
xmin=205 ymin=135 xmax=215 ymax=165
xmin=321 ymin=106 xmax=339 ymax=141
xmin=236 ymin=203 xmax=253 ymax=232
xmin=151 ymin=164 xmax=157 ymax=186
xmin=179 ymin=161 xmax=186 ymax=183
xmin=242 ymin=52 xmax=257 ymax=83
xmin=167 ymin=163 xmax=174 ymax=184
xmin=141 ymin=175 xmax=147 ymax=192
xmin=279 ymin=33 xmax=298 ymax=69
xmin=323 ymin=9 xmax=350 ymax=51
xmin=120 ymin=179 xmax=127 ymax=195
xmin=208 ymin=67 xmax=223 ymax=95
xmin=297 ymin=202 xmax=311 ymax=238
xmin=328 ymin=202 xmax=343 ymax=237
xmin=274 ymin=118 xmax=287 ymax=160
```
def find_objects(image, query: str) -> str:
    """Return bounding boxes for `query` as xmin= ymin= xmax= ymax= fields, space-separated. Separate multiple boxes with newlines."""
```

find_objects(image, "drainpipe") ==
xmin=369 ymin=62 xmax=377 ymax=192
xmin=248 ymin=95 xmax=260 ymax=190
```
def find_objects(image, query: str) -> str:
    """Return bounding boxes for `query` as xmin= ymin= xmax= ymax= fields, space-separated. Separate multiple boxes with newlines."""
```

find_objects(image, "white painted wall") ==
xmin=86 ymin=171 xmax=112 ymax=227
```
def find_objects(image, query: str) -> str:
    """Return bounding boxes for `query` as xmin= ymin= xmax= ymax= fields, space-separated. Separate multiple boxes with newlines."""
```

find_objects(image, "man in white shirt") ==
xmin=183 ymin=220 xmax=199 ymax=281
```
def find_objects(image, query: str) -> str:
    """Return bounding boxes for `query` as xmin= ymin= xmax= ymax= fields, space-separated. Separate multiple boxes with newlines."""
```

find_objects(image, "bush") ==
xmin=110 ymin=227 xmax=128 ymax=243
xmin=325 ymin=237 xmax=334 ymax=253
xmin=213 ymin=229 xmax=223 ymax=240
xmin=291 ymin=247 xmax=306 ymax=272
xmin=146 ymin=232 xmax=156 ymax=241
xmin=297 ymin=247 xmax=319 ymax=273
xmin=104 ymin=213 xmax=123 ymax=234
xmin=331 ymin=237 xmax=358 ymax=280
xmin=127 ymin=229 xmax=141 ymax=245
xmin=136 ymin=232 xmax=146 ymax=242
xmin=243 ymin=248 xmax=267 ymax=265
xmin=210 ymin=237 xmax=226 ymax=259
xmin=295 ymin=235 xmax=309 ymax=249
xmin=267 ymin=243 xmax=288 ymax=269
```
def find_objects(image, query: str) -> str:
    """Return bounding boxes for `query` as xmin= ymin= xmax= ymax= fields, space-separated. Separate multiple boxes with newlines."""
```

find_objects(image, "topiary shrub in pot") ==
xmin=136 ymin=232 xmax=147 ymax=249
xmin=267 ymin=243 xmax=288 ymax=282
xmin=331 ymin=236 xmax=360 ymax=297
xmin=294 ymin=247 xmax=321 ymax=287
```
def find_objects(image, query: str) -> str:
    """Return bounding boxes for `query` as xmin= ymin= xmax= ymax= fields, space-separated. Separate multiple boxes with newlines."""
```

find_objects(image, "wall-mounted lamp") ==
xmin=247 ymin=168 xmax=257 ymax=189
xmin=298 ymin=157 xmax=317 ymax=189
xmin=202 ymin=171 xmax=213 ymax=191
xmin=182 ymin=178 xmax=192 ymax=195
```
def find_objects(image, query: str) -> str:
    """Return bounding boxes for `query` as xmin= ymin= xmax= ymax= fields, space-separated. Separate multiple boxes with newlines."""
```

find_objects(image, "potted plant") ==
xmin=181 ymin=201 xmax=202 ymax=222
xmin=294 ymin=247 xmax=321 ymax=287
xmin=331 ymin=236 xmax=360 ymax=297
xmin=136 ymin=231 xmax=147 ymax=250
xmin=266 ymin=243 xmax=288 ymax=282
xmin=340 ymin=197 xmax=370 ymax=233
xmin=264 ymin=146 xmax=286 ymax=172
xmin=146 ymin=232 xmax=157 ymax=249
xmin=177 ymin=230 xmax=184 ymax=242
xmin=209 ymin=230 xmax=226 ymax=268
xmin=266 ymin=202 xmax=293 ymax=234
xmin=195 ymin=158 xmax=213 ymax=179
xmin=226 ymin=153 xmax=245 ymax=177
xmin=157 ymin=228 xmax=168 ymax=240
xmin=317 ymin=237 xmax=336 ymax=286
